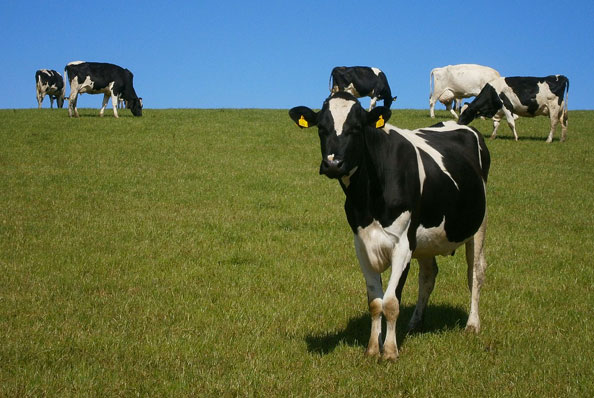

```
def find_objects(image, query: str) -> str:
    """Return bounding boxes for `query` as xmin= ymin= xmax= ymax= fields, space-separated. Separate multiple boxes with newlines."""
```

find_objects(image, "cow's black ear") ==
xmin=367 ymin=107 xmax=391 ymax=129
xmin=289 ymin=106 xmax=318 ymax=129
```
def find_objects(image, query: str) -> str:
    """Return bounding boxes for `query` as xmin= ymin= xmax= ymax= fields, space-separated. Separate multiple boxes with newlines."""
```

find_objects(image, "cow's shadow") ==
xmin=488 ymin=135 xmax=554 ymax=142
xmin=305 ymin=304 xmax=468 ymax=355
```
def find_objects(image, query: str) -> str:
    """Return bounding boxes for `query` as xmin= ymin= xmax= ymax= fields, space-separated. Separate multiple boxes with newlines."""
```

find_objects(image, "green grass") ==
xmin=1 ymin=107 xmax=593 ymax=397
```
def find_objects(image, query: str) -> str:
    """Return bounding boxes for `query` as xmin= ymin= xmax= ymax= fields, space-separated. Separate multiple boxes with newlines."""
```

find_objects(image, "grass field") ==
xmin=1 ymin=107 xmax=593 ymax=397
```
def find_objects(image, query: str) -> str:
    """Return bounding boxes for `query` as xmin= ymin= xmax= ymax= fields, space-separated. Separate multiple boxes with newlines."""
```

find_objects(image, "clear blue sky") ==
xmin=1 ymin=1 xmax=592 ymax=110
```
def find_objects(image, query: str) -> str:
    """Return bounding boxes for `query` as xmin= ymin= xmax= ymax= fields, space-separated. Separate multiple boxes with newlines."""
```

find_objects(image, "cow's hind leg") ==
xmin=68 ymin=92 xmax=79 ymax=117
xmin=407 ymin=257 xmax=438 ymax=333
xmin=99 ymin=94 xmax=110 ymax=117
xmin=560 ymin=103 xmax=568 ymax=142
xmin=465 ymin=213 xmax=487 ymax=333
xmin=546 ymin=114 xmax=558 ymax=143
xmin=429 ymin=95 xmax=437 ymax=118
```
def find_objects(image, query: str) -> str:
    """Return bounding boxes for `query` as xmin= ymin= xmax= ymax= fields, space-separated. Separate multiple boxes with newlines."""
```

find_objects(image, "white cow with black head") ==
xmin=430 ymin=64 xmax=500 ymax=118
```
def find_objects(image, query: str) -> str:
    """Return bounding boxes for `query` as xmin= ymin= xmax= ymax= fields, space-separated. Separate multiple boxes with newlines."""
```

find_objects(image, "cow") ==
xmin=35 ymin=69 xmax=65 ymax=109
xmin=458 ymin=75 xmax=569 ymax=142
xmin=330 ymin=66 xmax=397 ymax=110
xmin=289 ymin=92 xmax=490 ymax=360
xmin=64 ymin=61 xmax=142 ymax=118
xmin=430 ymin=64 xmax=500 ymax=118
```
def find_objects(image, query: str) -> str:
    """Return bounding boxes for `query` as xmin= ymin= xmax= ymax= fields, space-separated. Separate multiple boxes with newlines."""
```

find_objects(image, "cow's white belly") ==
xmin=75 ymin=76 xmax=114 ymax=95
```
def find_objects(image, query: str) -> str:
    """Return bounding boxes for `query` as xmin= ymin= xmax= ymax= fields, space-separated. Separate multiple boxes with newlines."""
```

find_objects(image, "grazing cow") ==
xmin=430 ymin=64 xmax=500 ymax=118
xmin=64 ymin=61 xmax=142 ymax=118
xmin=458 ymin=75 xmax=569 ymax=142
xmin=289 ymin=92 xmax=490 ymax=360
xmin=35 ymin=69 xmax=65 ymax=109
xmin=330 ymin=66 xmax=397 ymax=110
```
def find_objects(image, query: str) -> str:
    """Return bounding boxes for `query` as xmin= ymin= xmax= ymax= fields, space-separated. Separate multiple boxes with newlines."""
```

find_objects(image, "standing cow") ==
xmin=330 ymin=66 xmax=397 ymax=110
xmin=458 ymin=75 xmax=569 ymax=142
xmin=430 ymin=64 xmax=500 ymax=118
xmin=35 ymin=69 xmax=65 ymax=109
xmin=289 ymin=92 xmax=490 ymax=360
xmin=64 ymin=61 xmax=142 ymax=118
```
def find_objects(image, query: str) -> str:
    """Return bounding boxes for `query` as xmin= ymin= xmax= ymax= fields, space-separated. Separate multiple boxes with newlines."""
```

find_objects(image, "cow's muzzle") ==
xmin=319 ymin=158 xmax=344 ymax=178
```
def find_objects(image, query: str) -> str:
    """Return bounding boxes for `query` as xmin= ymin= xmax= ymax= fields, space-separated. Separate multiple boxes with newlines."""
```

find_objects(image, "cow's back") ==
xmin=440 ymin=64 xmax=500 ymax=96
xmin=393 ymin=123 xmax=490 ymax=245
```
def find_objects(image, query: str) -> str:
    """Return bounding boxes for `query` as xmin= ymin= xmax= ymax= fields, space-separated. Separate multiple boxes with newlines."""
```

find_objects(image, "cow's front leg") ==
xmin=382 ymin=231 xmax=412 ymax=361
xmin=408 ymin=257 xmax=438 ymax=333
xmin=465 ymin=213 xmax=487 ymax=333
xmin=491 ymin=115 xmax=501 ymax=139
xmin=502 ymin=109 xmax=519 ymax=141
xmin=68 ymin=92 xmax=79 ymax=117
xmin=368 ymin=97 xmax=378 ymax=111
xmin=110 ymin=92 xmax=120 ymax=118
xmin=355 ymin=238 xmax=384 ymax=357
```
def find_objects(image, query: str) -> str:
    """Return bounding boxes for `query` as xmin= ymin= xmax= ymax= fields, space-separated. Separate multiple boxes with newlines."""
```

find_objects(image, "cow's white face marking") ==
xmin=328 ymin=97 xmax=355 ymax=136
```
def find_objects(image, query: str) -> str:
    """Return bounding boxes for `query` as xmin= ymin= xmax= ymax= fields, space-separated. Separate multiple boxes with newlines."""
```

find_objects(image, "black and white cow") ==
xmin=35 ymin=69 xmax=65 ymax=109
xmin=330 ymin=66 xmax=397 ymax=110
xmin=458 ymin=75 xmax=569 ymax=142
xmin=289 ymin=92 xmax=490 ymax=360
xmin=64 ymin=61 xmax=142 ymax=118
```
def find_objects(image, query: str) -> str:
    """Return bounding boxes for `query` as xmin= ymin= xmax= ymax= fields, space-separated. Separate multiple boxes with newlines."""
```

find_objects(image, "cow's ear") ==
xmin=289 ymin=106 xmax=318 ymax=129
xmin=367 ymin=107 xmax=391 ymax=129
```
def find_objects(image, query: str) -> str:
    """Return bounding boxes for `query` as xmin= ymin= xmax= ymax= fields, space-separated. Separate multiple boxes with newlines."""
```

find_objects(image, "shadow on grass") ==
xmin=305 ymin=304 xmax=468 ymax=355
xmin=487 ymin=134 xmax=555 ymax=142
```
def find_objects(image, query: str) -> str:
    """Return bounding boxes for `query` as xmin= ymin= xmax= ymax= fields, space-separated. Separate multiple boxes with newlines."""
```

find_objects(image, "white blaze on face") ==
xmin=328 ymin=97 xmax=355 ymax=136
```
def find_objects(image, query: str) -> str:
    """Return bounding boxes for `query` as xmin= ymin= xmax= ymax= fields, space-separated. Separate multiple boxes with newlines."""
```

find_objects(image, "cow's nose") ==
xmin=320 ymin=158 xmax=344 ymax=177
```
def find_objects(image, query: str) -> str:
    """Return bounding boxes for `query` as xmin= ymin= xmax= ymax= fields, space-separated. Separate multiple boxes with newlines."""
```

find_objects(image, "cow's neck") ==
xmin=340 ymin=128 xmax=388 ymax=232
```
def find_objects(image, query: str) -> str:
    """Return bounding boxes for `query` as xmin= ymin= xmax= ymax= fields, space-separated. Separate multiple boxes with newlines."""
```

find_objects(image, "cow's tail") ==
xmin=429 ymin=69 xmax=433 ymax=97
xmin=562 ymin=76 xmax=569 ymax=124
xmin=63 ymin=65 xmax=70 ymax=99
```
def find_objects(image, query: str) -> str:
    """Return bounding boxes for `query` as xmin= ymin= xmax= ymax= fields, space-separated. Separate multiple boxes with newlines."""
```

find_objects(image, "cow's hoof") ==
xmin=382 ymin=350 xmax=399 ymax=361
xmin=365 ymin=347 xmax=380 ymax=357
xmin=465 ymin=323 xmax=480 ymax=334
xmin=407 ymin=323 xmax=423 ymax=335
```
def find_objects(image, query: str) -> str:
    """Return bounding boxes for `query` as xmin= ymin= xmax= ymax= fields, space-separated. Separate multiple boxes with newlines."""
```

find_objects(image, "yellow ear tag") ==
xmin=375 ymin=115 xmax=385 ymax=129
xmin=298 ymin=115 xmax=309 ymax=128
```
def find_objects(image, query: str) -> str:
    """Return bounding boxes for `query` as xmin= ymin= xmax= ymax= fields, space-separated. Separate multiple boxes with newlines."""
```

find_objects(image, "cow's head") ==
xmin=458 ymin=84 xmax=501 ymax=125
xmin=289 ymin=92 xmax=391 ymax=179
xmin=127 ymin=97 xmax=143 ymax=116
